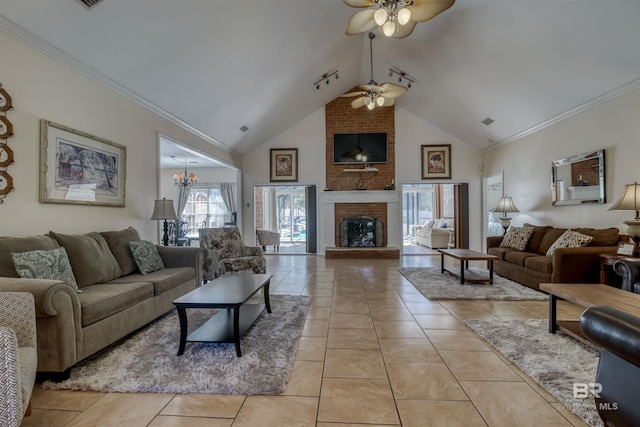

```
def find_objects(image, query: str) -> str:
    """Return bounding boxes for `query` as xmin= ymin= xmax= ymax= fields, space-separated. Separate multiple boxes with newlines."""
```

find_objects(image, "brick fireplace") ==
xmin=320 ymin=90 xmax=400 ymax=258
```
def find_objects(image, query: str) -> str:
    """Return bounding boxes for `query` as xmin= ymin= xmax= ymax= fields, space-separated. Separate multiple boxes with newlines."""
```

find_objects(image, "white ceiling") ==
xmin=2 ymin=0 xmax=640 ymax=158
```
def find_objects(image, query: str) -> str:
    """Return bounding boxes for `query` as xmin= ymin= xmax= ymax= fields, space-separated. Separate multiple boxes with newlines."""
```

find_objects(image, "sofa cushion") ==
xmin=546 ymin=230 xmax=594 ymax=256
xmin=504 ymin=250 xmax=538 ymax=266
xmin=0 ymin=235 xmax=60 ymax=278
xmin=572 ymin=227 xmax=620 ymax=246
xmin=500 ymin=226 xmax=535 ymax=251
xmin=538 ymin=228 xmax=567 ymax=256
xmin=422 ymin=219 xmax=435 ymax=230
xmin=100 ymin=227 xmax=142 ymax=276
xmin=129 ymin=241 xmax=165 ymax=274
xmin=522 ymin=224 xmax=552 ymax=254
xmin=107 ymin=267 xmax=194 ymax=296
xmin=525 ymin=256 xmax=553 ymax=274
xmin=78 ymin=282 xmax=154 ymax=326
xmin=49 ymin=231 xmax=122 ymax=288
xmin=11 ymin=248 xmax=79 ymax=292
xmin=487 ymin=247 xmax=510 ymax=260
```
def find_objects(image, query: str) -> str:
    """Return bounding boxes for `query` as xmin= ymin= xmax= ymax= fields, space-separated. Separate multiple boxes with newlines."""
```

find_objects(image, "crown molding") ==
xmin=492 ymin=77 xmax=640 ymax=150
xmin=0 ymin=15 xmax=239 ymax=157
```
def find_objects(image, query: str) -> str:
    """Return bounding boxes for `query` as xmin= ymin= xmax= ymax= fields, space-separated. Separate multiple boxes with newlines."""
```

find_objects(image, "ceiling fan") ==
xmin=344 ymin=0 xmax=455 ymax=38
xmin=340 ymin=33 xmax=407 ymax=110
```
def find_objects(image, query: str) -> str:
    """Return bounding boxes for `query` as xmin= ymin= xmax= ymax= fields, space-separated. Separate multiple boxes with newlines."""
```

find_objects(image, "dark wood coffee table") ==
xmin=172 ymin=273 xmax=272 ymax=357
xmin=540 ymin=282 xmax=640 ymax=348
xmin=438 ymin=248 xmax=498 ymax=284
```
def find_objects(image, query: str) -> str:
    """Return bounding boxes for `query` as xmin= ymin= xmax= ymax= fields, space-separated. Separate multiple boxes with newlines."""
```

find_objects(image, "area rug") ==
xmin=42 ymin=295 xmax=310 ymax=395
xmin=397 ymin=266 xmax=547 ymax=300
xmin=465 ymin=318 xmax=601 ymax=427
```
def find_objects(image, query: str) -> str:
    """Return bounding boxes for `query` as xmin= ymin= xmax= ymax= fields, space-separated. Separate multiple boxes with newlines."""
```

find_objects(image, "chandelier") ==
xmin=172 ymin=156 xmax=198 ymax=187
xmin=344 ymin=0 xmax=455 ymax=39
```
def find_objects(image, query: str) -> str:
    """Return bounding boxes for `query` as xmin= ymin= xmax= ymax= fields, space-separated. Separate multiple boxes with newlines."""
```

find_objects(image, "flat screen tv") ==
xmin=333 ymin=132 xmax=388 ymax=164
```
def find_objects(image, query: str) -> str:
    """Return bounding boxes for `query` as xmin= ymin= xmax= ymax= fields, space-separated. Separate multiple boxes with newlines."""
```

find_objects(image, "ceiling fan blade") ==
xmin=346 ymin=9 xmax=378 ymax=35
xmin=390 ymin=20 xmax=417 ymax=39
xmin=410 ymin=0 xmax=455 ymax=23
xmin=351 ymin=97 xmax=366 ymax=109
xmin=359 ymin=84 xmax=383 ymax=92
xmin=380 ymin=82 xmax=408 ymax=98
xmin=340 ymin=91 xmax=366 ymax=98
xmin=343 ymin=0 xmax=377 ymax=7
xmin=380 ymin=96 xmax=396 ymax=107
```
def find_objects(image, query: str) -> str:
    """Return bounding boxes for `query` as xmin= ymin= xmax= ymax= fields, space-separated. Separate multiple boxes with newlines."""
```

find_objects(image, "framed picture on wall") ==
xmin=40 ymin=120 xmax=127 ymax=207
xmin=421 ymin=144 xmax=451 ymax=179
xmin=270 ymin=148 xmax=298 ymax=182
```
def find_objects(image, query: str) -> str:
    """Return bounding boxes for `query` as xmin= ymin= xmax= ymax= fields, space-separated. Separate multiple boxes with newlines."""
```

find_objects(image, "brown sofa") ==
xmin=0 ymin=227 xmax=201 ymax=376
xmin=487 ymin=225 xmax=624 ymax=291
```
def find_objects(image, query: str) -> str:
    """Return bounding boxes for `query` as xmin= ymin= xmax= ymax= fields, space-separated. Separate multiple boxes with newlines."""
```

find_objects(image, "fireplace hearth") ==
xmin=340 ymin=215 xmax=384 ymax=247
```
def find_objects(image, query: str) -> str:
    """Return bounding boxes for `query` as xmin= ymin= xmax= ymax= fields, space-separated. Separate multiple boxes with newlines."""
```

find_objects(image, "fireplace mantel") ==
xmin=320 ymin=190 xmax=402 ymax=255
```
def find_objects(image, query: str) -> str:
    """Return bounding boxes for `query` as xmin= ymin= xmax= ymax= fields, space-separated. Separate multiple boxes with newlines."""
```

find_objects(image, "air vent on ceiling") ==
xmin=239 ymin=125 xmax=250 ymax=133
xmin=77 ymin=0 xmax=104 ymax=9
xmin=482 ymin=118 xmax=494 ymax=126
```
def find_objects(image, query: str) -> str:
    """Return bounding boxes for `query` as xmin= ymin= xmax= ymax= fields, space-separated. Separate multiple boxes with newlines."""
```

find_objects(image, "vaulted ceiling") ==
xmin=2 ymin=0 xmax=640 ymax=158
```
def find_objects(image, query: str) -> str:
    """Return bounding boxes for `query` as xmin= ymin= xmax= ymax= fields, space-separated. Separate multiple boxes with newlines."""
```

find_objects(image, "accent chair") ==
xmin=256 ymin=229 xmax=281 ymax=252
xmin=199 ymin=227 xmax=266 ymax=281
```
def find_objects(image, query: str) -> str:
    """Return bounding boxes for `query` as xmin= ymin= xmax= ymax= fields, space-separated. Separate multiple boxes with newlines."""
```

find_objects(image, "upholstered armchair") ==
xmin=256 ymin=229 xmax=280 ymax=252
xmin=0 ymin=292 xmax=37 ymax=427
xmin=199 ymin=227 xmax=266 ymax=281
xmin=613 ymin=258 xmax=640 ymax=292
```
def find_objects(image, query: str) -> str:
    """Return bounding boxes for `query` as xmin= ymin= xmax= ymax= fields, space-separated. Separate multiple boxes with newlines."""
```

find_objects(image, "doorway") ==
xmin=254 ymin=185 xmax=317 ymax=255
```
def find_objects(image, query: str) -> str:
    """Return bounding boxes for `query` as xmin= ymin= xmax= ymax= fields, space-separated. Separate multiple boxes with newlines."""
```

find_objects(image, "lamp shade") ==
xmin=150 ymin=198 xmax=178 ymax=220
xmin=491 ymin=196 xmax=520 ymax=215
xmin=608 ymin=182 xmax=640 ymax=218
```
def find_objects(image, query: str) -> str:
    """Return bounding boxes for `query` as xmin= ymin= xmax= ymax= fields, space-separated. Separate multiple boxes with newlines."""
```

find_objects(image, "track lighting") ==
xmin=388 ymin=68 xmax=415 ymax=89
xmin=313 ymin=70 xmax=339 ymax=90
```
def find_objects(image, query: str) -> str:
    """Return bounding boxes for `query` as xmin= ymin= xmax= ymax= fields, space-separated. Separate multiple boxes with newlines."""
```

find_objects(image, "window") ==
xmin=182 ymin=187 xmax=229 ymax=233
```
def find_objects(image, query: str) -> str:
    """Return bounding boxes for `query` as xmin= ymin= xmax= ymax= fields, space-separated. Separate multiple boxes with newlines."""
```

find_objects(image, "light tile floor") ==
xmin=22 ymin=255 xmax=591 ymax=427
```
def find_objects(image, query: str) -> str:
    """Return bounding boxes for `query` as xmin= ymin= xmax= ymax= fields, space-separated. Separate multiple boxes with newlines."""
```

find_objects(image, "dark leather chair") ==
xmin=580 ymin=305 xmax=640 ymax=426
xmin=613 ymin=258 xmax=640 ymax=293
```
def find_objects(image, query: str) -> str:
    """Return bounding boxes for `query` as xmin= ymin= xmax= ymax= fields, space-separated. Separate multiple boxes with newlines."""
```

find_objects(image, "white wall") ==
xmin=0 ymin=32 xmax=241 ymax=240
xmin=482 ymin=87 xmax=640 ymax=232
xmin=241 ymin=105 xmax=485 ymax=251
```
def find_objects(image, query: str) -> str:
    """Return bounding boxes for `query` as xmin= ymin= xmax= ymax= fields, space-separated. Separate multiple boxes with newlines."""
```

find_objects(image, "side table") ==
xmin=600 ymin=254 xmax=637 ymax=287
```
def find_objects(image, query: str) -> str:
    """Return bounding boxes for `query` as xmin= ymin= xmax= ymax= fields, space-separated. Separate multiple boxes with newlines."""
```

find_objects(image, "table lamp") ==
xmin=608 ymin=182 xmax=640 ymax=246
xmin=151 ymin=198 xmax=178 ymax=246
xmin=491 ymin=196 xmax=519 ymax=235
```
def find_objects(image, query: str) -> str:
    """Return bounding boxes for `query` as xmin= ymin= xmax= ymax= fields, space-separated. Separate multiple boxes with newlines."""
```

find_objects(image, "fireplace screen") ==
xmin=340 ymin=215 xmax=384 ymax=247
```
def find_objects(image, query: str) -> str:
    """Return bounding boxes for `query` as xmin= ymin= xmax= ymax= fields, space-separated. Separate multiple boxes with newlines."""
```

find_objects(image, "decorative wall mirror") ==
xmin=552 ymin=149 xmax=605 ymax=205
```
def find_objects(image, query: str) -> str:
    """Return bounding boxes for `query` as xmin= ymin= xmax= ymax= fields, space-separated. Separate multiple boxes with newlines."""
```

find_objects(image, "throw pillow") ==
xmin=423 ymin=219 xmax=435 ymax=230
xmin=129 ymin=241 xmax=165 ymax=274
xmin=12 ymin=247 xmax=80 ymax=292
xmin=48 ymin=231 xmax=122 ymax=288
xmin=499 ymin=226 xmax=535 ymax=251
xmin=440 ymin=222 xmax=448 ymax=228
xmin=545 ymin=230 xmax=594 ymax=256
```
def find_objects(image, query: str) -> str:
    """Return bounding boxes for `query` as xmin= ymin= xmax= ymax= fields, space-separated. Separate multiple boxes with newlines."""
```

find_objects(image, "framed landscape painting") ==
xmin=270 ymin=148 xmax=298 ymax=182
xmin=421 ymin=144 xmax=451 ymax=179
xmin=40 ymin=120 xmax=127 ymax=206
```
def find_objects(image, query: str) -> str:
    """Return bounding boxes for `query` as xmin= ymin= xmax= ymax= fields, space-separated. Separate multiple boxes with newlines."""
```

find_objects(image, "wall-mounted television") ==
xmin=333 ymin=132 xmax=388 ymax=164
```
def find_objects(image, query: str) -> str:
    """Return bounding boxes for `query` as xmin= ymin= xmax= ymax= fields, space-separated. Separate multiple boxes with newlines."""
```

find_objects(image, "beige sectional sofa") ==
xmin=0 ymin=227 xmax=201 ymax=376
xmin=415 ymin=218 xmax=454 ymax=249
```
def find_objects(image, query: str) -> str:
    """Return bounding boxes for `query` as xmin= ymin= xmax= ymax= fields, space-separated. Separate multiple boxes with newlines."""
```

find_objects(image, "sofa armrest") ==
xmin=551 ymin=245 xmax=618 ymax=283
xmin=581 ymin=305 xmax=640 ymax=366
xmin=487 ymin=236 xmax=504 ymax=249
xmin=613 ymin=259 xmax=640 ymax=293
xmin=156 ymin=245 xmax=202 ymax=285
xmin=0 ymin=326 xmax=22 ymax=421
xmin=0 ymin=277 xmax=80 ymax=318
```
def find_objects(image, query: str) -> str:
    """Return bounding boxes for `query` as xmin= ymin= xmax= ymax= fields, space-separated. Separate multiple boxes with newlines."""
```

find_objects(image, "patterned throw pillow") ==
xmin=128 ymin=241 xmax=165 ymax=274
xmin=499 ymin=226 xmax=535 ymax=251
xmin=545 ymin=230 xmax=594 ymax=256
xmin=12 ymin=247 xmax=80 ymax=292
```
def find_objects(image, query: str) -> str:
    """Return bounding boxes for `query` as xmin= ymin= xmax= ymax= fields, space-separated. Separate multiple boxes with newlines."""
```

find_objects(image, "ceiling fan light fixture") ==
xmin=382 ymin=20 xmax=396 ymax=37
xmin=376 ymin=96 xmax=385 ymax=106
xmin=367 ymin=101 xmax=376 ymax=110
xmin=397 ymin=7 xmax=412 ymax=25
xmin=374 ymin=7 xmax=388 ymax=25
xmin=364 ymin=96 xmax=372 ymax=106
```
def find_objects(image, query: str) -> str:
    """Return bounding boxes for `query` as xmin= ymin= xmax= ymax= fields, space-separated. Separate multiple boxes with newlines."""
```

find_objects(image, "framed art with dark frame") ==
xmin=421 ymin=144 xmax=451 ymax=179
xmin=40 ymin=119 xmax=127 ymax=207
xmin=270 ymin=148 xmax=298 ymax=182
xmin=617 ymin=242 xmax=637 ymax=256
